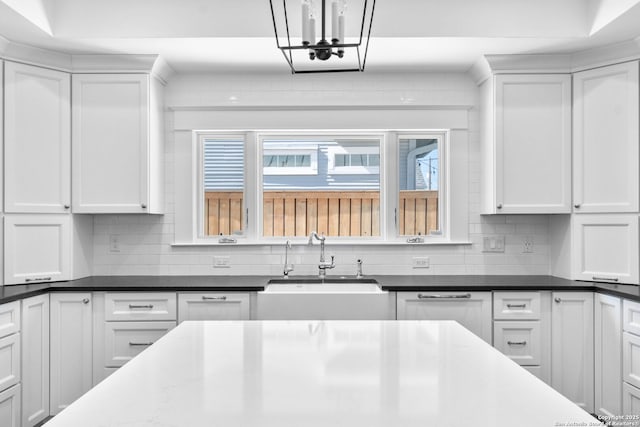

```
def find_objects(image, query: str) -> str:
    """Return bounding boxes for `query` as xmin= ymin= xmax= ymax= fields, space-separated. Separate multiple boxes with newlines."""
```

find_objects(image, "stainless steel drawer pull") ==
xmin=128 ymin=304 xmax=154 ymax=309
xmin=83 ymin=298 xmax=90 ymax=304
xmin=129 ymin=342 xmax=153 ymax=346
xmin=507 ymin=341 xmax=527 ymax=346
xmin=202 ymin=296 xmax=227 ymax=301
xmin=417 ymin=293 xmax=472 ymax=299
xmin=554 ymin=297 xmax=562 ymax=303
xmin=592 ymin=276 xmax=619 ymax=282
xmin=506 ymin=304 xmax=527 ymax=309
xmin=25 ymin=277 xmax=52 ymax=282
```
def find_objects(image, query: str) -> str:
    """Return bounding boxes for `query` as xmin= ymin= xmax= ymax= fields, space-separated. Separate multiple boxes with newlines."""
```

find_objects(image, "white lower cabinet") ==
xmin=397 ymin=292 xmax=492 ymax=343
xmin=0 ymin=334 xmax=20 ymax=393
xmin=21 ymin=294 xmax=50 ymax=427
xmin=0 ymin=384 xmax=21 ymax=427
xmin=178 ymin=293 xmax=250 ymax=322
xmin=623 ymin=382 xmax=640 ymax=415
xmin=50 ymin=293 xmax=93 ymax=415
xmin=595 ymin=293 xmax=622 ymax=417
xmin=551 ymin=292 xmax=594 ymax=413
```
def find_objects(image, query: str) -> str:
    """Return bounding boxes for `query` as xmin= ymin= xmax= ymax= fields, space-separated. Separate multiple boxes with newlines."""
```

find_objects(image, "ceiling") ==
xmin=1 ymin=0 xmax=640 ymax=73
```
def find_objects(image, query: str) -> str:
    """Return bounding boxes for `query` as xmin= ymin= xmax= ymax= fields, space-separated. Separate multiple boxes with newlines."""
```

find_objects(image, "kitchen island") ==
xmin=43 ymin=320 xmax=602 ymax=427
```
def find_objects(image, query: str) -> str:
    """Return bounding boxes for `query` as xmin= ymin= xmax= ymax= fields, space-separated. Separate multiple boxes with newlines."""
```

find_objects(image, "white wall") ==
xmin=91 ymin=71 xmax=550 ymax=276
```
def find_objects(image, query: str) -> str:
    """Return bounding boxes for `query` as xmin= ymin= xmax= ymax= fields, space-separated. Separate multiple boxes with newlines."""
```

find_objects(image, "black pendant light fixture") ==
xmin=269 ymin=0 xmax=376 ymax=74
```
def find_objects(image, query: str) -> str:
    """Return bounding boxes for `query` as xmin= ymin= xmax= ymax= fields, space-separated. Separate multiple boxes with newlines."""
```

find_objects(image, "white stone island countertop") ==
xmin=44 ymin=321 xmax=602 ymax=427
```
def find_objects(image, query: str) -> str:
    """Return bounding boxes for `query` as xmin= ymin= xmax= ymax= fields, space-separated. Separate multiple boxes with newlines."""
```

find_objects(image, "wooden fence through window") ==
xmin=204 ymin=190 xmax=438 ymax=237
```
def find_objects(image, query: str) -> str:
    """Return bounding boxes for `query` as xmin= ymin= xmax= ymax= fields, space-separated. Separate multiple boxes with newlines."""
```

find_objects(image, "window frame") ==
xmin=327 ymin=145 xmax=381 ymax=175
xmin=188 ymin=129 xmax=451 ymax=245
xmin=396 ymin=132 xmax=446 ymax=239
xmin=197 ymin=132 xmax=248 ymax=240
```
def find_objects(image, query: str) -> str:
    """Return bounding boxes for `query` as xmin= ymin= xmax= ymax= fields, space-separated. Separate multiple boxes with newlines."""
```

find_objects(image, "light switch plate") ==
xmin=483 ymin=236 xmax=505 ymax=253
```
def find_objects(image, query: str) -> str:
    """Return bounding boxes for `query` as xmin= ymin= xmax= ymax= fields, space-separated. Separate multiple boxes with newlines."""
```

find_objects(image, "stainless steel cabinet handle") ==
xmin=507 ymin=341 xmax=527 ymax=346
xmin=25 ymin=277 xmax=52 ymax=283
xmin=82 ymin=298 xmax=90 ymax=304
xmin=128 ymin=304 xmax=154 ymax=309
xmin=129 ymin=342 xmax=153 ymax=346
xmin=202 ymin=296 xmax=227 ymax=301
xmin=64 ymin=204 xmax=70 ymax=209
xmin=417 ymin=293 xmax=472 ymax=299
xmin=506 ymin=304 xmax=526 ymax=309
xmin=496 ymin=204 xmax=503 ymax=209
xmin=554 ymin=297 xmax=562 ymax=303
xmin=593 ymin=276 xmax=619 ymax=282
xmin=574 ymin=204 xmax=581 ymax=209
xmin=141 ymin=204 xmax=147 ymax=209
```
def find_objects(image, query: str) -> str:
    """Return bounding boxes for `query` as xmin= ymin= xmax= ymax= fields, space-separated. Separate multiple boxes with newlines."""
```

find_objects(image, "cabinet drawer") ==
xmin=105 ymin=293 xmax=176 ymax=321
xmin=624 ymin=300 xmax=640 ymax=336
xmin=178 ymin=293 xmax=250 ymax=322
xmin=0 ymin=334 xmax=20 ymax=392
xmin=623 ymin=332 xmax=640 ymax=389
xmin=493 ymin=292 xmax=541 ymax=320
xmin=0 ymin=383 xmax=21 ymax=427
xmin=104 ymin=321 xmax=176 ymax=368
xmin=493 ymin=321 xmax=541 ymax=366
xmin=0 ymin=302 xmax=20 ymax=339
xmin=623 ymin=382 xmax=640 ymax=416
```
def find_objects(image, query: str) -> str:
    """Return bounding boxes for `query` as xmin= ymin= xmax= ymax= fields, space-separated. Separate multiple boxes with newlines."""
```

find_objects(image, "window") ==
xmin=263 ymin=144 xmax=318 ymax=175
xmin=200 ymin=135 xmax=245 ymax=237
xmin=327 ymin=145 xmax=380 ymax=175
xmin=261 ymin=136 xmax=381 ymax=237
xmin=398 ymin=136 xmax=441 ymax=236
xmin=193 ymin=131 xmax=447 ymax=243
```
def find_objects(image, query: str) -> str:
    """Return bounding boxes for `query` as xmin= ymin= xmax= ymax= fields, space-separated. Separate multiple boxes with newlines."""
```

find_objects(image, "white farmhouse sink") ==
xmin=257 ymin=278 xmax=394 ymax=320
xmin=263 ymin=278 xmax=383 ymax=294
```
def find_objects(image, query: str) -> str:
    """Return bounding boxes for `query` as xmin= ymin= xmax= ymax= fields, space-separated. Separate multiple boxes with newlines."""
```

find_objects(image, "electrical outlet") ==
xmin=213 ymin=256 xmax=231 ymax=268
xmin=523 ymin=236 xmax=534 ymax=253
xmin=412 ymin=257 xmax=430 ymax=268
xmin=483 ymin=236 xmax=505 ymax=253
xmin=109 ymin=235 xmax=120 ymax=253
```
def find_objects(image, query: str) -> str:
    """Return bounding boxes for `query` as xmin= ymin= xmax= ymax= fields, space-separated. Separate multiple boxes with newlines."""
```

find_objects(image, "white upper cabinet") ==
xmin=482 ymin=74 xmax=572 ymax=214
xmin=4 ymin=62 xmax=71 ymax=213
xmin=72 ymin=73 xmax=164 ymax=214
xmin=572 ymin=214 xmax=639 ymax=285
xmin=3 ymin=215 xmax=71 ymax=285
xmin=573 ymin=61 xmax=639 ymax=213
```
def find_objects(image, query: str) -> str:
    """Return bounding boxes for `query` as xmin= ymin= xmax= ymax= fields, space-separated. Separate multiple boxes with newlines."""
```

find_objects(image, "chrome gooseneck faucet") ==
xmin=283 ymin=240 xmax=294 ymax=278
xmin=308 ymin=231 xmax=335 ymax=278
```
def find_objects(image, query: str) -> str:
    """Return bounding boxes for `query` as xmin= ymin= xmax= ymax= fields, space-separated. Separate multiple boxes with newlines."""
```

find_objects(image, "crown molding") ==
xmin=471 ymin=38 xmax=640 ymax=85
xmin=0 ymin=39 xmax=175 ymax=81
xmin=570 ymin=37 xmax=640 ymax=72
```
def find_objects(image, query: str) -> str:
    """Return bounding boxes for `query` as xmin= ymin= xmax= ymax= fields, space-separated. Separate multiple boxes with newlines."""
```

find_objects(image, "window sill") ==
xmin=171 ymin=240 xmax=472 ymax=247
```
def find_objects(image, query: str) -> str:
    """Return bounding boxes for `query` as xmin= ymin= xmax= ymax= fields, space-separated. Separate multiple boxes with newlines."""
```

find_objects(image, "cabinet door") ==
xmin=0 ymin=333 xmax=20 ymax=392
xmin=0 ymin=384 xmax=21 ymax=427
xmin=551 ymin=292 xmax=594 ymax=412
xmin=573 ymin=61 xmax=639 ymax=213
xmin=623 ymin=382 xmax=640 ymax=416
xmin=0 ymin=301 xmax=20 ymax=339
xmin=50 ymin=293 xmax=92 ymax=415
xmin=571 ymin=214 xmax=639 ymax=284
xmin=72 ymin=74 xmax=149 ymax=213
xmin=595 ymin=294 xmax=622 ymax=417
xmin=4 ymin=215 xmax=71 ymax=285
xmin=624 ymin=299 xmax=640 ymax=336
xmin=22 ymin=294 xmax=50 ymax=427
xmin=396 ymin=292 xmax=492 ymax=343
xmin=494 ymin=74 xmax=572 ymax=213
xmin=178 ymin=293 xmax=250 ymax=322
xmin=4 ymin=62 xmax=71 ymax=213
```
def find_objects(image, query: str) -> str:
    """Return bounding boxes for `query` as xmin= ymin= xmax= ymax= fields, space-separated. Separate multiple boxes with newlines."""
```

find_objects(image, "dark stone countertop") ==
xmin=1 ymin=275 xmax=638 ymax=304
